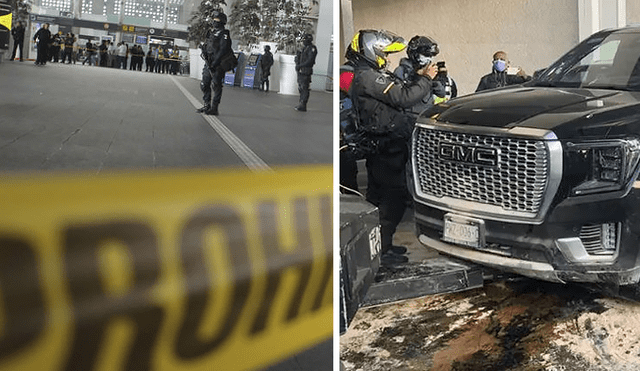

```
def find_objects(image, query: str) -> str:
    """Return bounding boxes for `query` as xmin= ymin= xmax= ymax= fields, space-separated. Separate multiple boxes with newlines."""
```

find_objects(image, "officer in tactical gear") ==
xmin=393 ymin=35 xmax=442 ymax=117
xmin=294 ymin=33 xmax=317 ymax=112
xmin=342 ymin=30 xmax=436 ymax=266
xmin=197 ymin=11 xmax=233 ymax=116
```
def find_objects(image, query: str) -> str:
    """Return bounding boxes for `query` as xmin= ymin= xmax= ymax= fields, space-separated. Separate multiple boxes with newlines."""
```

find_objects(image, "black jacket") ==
xmin=352 ymin=60 xmax=433 ymax=142
xmin=393 ymin=57 xmax=438 ymax=116
xmin=260 ymin=51 xmax=274 ymax=76
xmin=202 ymin=28 xmax=232 ymax=70
xmin=295 ymin=43 xmax=317 ymax=75
xmin=33 ymin=28 xmax=51 ymax=46
xmin=11 ymin=25 xmax=25 ymax=41
xmin=476 ymin=70 xmax=528 ymax=92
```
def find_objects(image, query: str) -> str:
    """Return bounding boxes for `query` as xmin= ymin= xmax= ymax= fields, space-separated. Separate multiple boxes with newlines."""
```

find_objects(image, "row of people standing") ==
xmin=83 ymin=40 xmax=184 ymax=74
xmin=29 ymin=23 xmax=184 ymax=73
xmin=48 ymin=31 xmax=77 ymax=63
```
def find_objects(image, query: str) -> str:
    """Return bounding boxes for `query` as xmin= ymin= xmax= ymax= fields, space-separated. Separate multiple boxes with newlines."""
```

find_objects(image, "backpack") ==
xmin=340 ymin=65 xmax=380 ymax=158
xmin=340 ymin=65 xmax=358 ymax=139
xmin=220 ymin=51 xmax=238 ymax=72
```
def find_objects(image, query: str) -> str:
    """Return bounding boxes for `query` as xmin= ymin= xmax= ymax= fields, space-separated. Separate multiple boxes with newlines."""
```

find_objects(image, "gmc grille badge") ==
xmin=438 ymin=142 xmax=498 ymax=167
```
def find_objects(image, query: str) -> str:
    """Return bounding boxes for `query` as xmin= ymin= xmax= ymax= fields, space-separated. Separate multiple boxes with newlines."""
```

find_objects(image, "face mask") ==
xmin=417 ymin=55 xmax=432 ymax=67
xmin=212 ymin=20 xmax=223 ymax=29
xmin=493 ymin=59 xmax=507 ymax=72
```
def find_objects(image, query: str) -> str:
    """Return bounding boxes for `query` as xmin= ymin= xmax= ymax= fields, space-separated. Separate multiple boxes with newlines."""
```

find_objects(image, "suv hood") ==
xmin=431 ymin=86 xmax=640 ymax=139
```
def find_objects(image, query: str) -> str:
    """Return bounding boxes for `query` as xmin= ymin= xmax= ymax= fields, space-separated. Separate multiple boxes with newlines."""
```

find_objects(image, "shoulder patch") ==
xmin=375 ymin=75 xmax=388 ymax=85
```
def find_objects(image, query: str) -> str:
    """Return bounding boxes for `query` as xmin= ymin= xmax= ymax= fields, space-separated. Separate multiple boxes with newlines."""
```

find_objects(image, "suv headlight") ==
xmin=567 ymin=139 xmax=640 ymax=195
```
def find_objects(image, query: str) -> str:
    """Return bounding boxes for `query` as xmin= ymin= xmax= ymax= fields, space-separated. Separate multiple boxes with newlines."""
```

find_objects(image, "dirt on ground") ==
xmin=340 ymin=278 xmax=640 ymax=371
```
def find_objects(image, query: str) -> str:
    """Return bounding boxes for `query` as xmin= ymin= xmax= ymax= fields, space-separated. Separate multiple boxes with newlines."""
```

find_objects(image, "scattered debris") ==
xmin=341 ymin=277 xmax=640 ymax=371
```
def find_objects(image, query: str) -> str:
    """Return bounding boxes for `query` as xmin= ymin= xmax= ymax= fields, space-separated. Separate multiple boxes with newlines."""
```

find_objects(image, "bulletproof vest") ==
xmin=204 ymin=29 xmax=224 ymax=55
xmin=354 ymin=70 xmax=412 ymax=140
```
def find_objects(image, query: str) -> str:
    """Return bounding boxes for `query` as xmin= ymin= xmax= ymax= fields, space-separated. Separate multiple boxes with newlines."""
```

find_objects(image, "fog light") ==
xmin=579 ymin=223 xmax=619 ymax=255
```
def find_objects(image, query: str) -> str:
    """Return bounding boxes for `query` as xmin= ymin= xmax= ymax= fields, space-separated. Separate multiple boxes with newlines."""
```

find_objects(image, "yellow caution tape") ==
xmin=0 ymin=166 xmax=333 ymax=371
xmin=0 ymin=13 xmax=11 ymax=31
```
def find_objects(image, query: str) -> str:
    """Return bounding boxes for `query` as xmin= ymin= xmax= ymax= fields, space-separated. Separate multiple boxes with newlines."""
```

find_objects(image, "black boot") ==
xmin=294 ymin=104 xmax=307 ymax=112
xmin=205 ymin=105 xmax=219 ymax=116
xmin=196 ymin=105 xmax=210 ymax=113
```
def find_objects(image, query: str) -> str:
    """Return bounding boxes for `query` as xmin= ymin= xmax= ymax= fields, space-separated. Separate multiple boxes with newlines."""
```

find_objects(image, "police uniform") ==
xmin=294 ymin=37 xmax=317 ymax=111
xmin=10 ymin=23 xmax=25 ymax=61
xmin=351 ymin=60 xmax=433 ymax=256
xmin=63 ymin=34 xmax=76 ymax=64
xmin=199 ymin=26 xmax=232 ymax=115
xmin=50 ymin=33 xmax=62 ymax=62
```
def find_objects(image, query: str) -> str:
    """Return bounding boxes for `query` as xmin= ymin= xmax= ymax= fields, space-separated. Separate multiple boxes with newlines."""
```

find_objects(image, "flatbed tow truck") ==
xmin=340 ymin=194 xmax=485 ymax=333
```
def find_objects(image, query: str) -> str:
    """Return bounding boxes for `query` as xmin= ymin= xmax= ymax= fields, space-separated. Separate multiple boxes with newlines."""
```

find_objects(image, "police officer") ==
xmin=50 ymin=31 xmax=62 ymax=63
xmin=259 ymin=45 xmax=274 ymax=92
xmin=10 ymin=20 xmax=25 ymax=62
xmin=197 ymin=11 xmax=232 ymax=116
xmin=62 ymin=32 xmax=76 ymax=64
xmin=393 ymin=35 xmax=442 ymax=117
xmin=345 ymin=30 xmax=436 ymax=265
xmin=33 ymin=23 xmax=52 ymax=66
xmin=294 ymin=33 xmax=317 ymax=112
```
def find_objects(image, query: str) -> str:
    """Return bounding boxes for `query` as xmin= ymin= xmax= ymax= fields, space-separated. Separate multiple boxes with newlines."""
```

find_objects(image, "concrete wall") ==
xmin=628 ymin=1 xmax=640 ymax=24
xmin=347 ymin=0 xmax=581 ymax=95
xmin=311 ymin=0 xmax=333 ymax=91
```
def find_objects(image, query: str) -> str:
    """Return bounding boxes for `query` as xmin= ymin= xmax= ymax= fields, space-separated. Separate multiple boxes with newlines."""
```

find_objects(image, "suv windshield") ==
xmin=533 ymin=29 xmax=640 ymax=90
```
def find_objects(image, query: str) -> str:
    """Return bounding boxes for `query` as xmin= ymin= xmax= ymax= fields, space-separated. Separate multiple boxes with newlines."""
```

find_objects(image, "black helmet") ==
xmin=212 ymin=10 xmax=227 ymax=25
xmin=407 ymin=35 xmax=439 ymax=67
xmin=302 ymin=33 xmax=313 ymax=44
xmin=264 ymin=45 xmax=271 ymax=51
xmin=348 ymin=29 xmax=407 ymax=69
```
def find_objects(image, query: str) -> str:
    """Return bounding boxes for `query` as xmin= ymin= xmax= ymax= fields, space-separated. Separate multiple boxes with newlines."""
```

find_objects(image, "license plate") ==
xmin=443 ymin=214 xmax=485 ymax=248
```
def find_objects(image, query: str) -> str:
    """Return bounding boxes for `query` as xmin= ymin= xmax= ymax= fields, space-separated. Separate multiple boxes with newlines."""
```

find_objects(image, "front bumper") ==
xmin=414 ymin=189 xmax=640 ymax=285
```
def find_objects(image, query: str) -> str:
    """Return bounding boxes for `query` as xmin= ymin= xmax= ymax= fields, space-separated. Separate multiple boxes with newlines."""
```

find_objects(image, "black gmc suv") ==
xmin=412 ymin=26 xmax=640 ymax=285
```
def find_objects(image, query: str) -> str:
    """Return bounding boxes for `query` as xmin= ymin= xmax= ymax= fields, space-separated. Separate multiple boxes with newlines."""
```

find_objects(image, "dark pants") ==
xmin=146 ymin=58 xmax=154 ymax=72
xmin=63 ymin=48 xmax=73 ymax=63
xmin=201 ymin=66 xmax=225 ymax=109
xmin=36 ymin=43 xmax=48 ymax=64
xmin=11 ymin=39 xmax=24 ymax=60
xmin=340 ymin=150 xmax=359 ymax=194
xmin=261 ymin=71 xmax=271 ymax=91
xmin=50 ymin=46 xmax=60 ymax=62
xmin=365 ymin=143 xmax=410 ymax=252
xmin=83 ymin=52 xmax=94 ymax=65
xmin=297 ymin=73 xmax=312 ymax=107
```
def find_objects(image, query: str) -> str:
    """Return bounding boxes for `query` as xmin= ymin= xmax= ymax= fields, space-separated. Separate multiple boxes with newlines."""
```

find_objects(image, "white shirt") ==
xmin=117 ymin=44 xmax=127 ymax=57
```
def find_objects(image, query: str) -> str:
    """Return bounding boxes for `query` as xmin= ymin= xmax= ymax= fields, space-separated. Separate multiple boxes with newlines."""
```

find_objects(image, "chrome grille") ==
xmin=413 ymin=127 xmax=549 ymax=216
